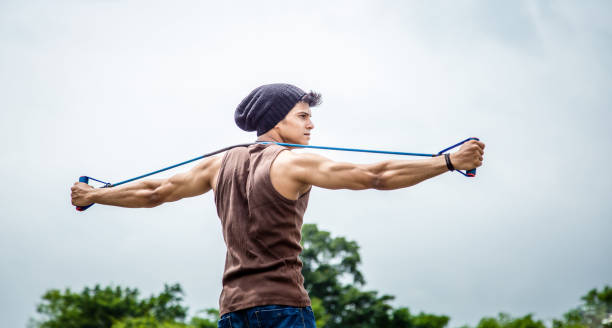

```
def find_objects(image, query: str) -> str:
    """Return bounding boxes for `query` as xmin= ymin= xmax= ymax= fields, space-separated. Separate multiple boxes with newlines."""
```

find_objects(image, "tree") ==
xmin=553 ymin=286 xmax=612 ymax=328
xmin=32 ymin=223 xmax=609 ymax=328
xmin=300 ymin=223 xmax=449 ymax=328
xmin=188 ymin=309 xmax=219 ymax=328
xmin=31 ymin=224 xmax=451 ymax=328
xmin=29 ymin=283 xmax=218 ymax=328
xmin=474 ymin=313 xmax=546 ymax=328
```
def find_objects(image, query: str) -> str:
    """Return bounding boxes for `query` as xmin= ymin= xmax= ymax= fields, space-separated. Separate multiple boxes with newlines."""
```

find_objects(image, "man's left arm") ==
xmin=283 ymin=139 xmax=485 ymax=191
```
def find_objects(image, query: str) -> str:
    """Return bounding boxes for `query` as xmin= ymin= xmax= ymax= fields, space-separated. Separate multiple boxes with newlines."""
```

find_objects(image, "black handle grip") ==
xmin=75 ymin=176 xmax=94 ymax=212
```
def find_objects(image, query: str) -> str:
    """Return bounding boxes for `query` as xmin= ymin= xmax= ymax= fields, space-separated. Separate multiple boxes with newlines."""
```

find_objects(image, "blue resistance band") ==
xmin=76 ymin=137 xmax=479 ymax=212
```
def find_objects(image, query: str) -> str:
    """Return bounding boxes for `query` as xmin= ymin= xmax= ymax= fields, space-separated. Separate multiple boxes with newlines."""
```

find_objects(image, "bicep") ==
xmin=292 ymin=153 xmax=376 ymax=190
xmin=155 ymin=156 xmax=220 ymax=203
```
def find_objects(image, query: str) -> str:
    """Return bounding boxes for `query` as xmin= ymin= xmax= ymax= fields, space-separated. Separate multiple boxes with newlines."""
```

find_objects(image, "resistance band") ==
xmin=76 ymin=137 xmax=479 ymax=212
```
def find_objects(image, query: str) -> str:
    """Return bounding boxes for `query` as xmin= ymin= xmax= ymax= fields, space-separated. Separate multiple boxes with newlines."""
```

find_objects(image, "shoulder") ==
xmin=202 ymin=154 xmax=223 ymax=167
xmin=208 ymin=154 xmax=223 ymax=169
xmin=269 ymin=148 xmax=322 ymax=198
xmin=194 ymin=155 xmax=223 ymax=177
xmin=274 ymin=149 xmax=331 ymax=173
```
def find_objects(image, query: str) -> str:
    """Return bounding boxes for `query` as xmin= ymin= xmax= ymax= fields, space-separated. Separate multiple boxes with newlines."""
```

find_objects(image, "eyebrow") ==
xmin=296 ymin=111 xmax=311 ymax=116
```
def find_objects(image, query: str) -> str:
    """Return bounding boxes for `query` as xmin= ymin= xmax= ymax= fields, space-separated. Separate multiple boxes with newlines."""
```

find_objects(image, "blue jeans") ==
xmin=218 ymin=305 xmax=317 ymax=328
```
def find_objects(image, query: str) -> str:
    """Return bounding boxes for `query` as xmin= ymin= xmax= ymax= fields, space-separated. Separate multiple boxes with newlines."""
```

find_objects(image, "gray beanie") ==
xmin=235 ymin=83 xmax=306 ymax=136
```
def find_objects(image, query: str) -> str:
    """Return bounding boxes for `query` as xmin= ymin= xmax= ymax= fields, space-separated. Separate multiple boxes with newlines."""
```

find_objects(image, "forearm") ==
xmin=369 ymin=156 xmax=449 ymax=190
xmin=88 ymin=180 xmax=162 ymax=208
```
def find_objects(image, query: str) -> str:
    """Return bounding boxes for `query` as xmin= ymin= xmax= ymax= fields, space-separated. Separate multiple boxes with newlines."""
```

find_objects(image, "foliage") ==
xmin=30 ymin=283 xmax=218 ymax=328
xmin=310 ymin=297 xmax=331 ymax=327
xmin=553 ymin=286 xmax=612 ymax=328
xmin=109 ymin=310 xmax=218 ymax=328
xmin=188 ymin=309 xmax=219 ymax=328
xmin=474 ymin=313 xmax=546 ymax=328
xmin=30 ymin=223 xmax=611 ymax=328
xmin=300 ymin=223 xmax=449 ymax=328
xmin=111 ymin=316 xmax=190 ymax=328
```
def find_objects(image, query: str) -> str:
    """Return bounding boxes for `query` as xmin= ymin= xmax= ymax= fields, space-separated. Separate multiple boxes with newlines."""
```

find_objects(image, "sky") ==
xmin=1 ymin=0 xmax=611 ymax=327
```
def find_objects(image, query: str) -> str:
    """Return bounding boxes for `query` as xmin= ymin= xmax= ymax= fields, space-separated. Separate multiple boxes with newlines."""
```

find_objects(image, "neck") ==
xmin=256 ymin=131 xmax=283 ymax=143
xmin=256 ymin=132 xmax=304 ymax=149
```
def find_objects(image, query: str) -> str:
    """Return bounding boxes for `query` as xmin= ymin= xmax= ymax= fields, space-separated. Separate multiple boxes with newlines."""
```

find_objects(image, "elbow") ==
xmin=356 ymin=170 xmax=386 ymax=190
xmin=371 ymin=173 xmax=389 ymax=190
xmin=362 ymin=163 xmax=389 ymax=190
xmin=373 ymin=172 xmax=420 ymax=190
xmin=147 ymin=189 xmax=165 ymax=208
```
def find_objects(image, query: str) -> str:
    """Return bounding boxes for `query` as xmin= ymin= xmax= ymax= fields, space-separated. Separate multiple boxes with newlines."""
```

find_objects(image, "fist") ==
xmin=71 ymin=182 xmax=93 ymax=206
xmin=450 ymin=139 xmax=485 ymax=171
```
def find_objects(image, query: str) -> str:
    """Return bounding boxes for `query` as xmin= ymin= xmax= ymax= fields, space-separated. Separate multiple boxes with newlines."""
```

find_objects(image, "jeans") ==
xmin=218 ymin=305 xmax=317 ymax=328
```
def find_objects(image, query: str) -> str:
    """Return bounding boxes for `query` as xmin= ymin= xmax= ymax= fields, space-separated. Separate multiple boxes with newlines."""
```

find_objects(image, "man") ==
xmin=71 ymin=83 xmax=485 ymax=328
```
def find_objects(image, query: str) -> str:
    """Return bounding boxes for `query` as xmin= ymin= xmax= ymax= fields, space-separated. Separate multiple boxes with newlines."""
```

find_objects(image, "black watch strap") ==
xmin=444 ymin=153 xmax=455 ymax=171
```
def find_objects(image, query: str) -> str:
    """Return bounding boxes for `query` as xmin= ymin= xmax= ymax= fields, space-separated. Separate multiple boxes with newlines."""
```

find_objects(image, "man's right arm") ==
xmin=71 ymin=156 xmax=222 ymax=208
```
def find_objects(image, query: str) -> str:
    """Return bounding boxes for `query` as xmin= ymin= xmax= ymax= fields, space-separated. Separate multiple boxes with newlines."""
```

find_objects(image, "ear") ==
xmin=265 ymin=123 xmax=283 ymax=139
xmin=273 ymin=119 xmax=285 ymax=130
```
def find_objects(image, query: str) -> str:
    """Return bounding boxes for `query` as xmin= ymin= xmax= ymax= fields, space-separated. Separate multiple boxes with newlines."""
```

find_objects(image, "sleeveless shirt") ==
xmin=214 ymin=143 xmax=311 ymax=316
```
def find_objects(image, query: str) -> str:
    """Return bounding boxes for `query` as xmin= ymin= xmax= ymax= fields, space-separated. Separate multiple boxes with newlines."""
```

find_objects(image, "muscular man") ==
xmin=71 ymin=83 xmax=485 ymax=328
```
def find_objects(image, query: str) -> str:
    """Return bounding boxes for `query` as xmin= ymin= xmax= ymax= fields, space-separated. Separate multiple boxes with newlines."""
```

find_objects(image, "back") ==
xmin=214 ymin=143 xmax=311 ymax=316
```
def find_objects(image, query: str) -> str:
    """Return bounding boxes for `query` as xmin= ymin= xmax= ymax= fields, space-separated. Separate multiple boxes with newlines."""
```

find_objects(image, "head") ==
xmin=234 ymin=83 xmax=322 ymax=144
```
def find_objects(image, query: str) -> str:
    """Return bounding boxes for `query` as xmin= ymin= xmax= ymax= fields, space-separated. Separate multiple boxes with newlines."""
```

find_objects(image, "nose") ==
xmin=307 ymin=119 xmax=314 ymax=130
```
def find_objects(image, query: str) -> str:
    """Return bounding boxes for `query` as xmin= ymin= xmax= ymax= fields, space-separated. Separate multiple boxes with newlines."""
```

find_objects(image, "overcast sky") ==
xmin=1 ymin=1 xmax=611 ymax=327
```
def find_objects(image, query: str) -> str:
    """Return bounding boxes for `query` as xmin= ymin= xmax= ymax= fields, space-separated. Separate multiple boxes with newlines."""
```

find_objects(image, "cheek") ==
xmin=290 ymin=120 xmax=302 ymax=130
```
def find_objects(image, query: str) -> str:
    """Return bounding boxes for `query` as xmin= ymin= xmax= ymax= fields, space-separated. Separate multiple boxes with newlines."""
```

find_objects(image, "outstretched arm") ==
xmin=282 ymin=139 xmax=485 ymax=191
xmin=71 ymin=156 xmax=222 ymax=208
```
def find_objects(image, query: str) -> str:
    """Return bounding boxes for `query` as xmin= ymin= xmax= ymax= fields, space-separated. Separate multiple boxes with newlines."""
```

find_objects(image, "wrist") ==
xmin=444 ymin=153 xmax=455 ymax=171
xmin=449 ymin=153 xmax=463 ymax=171
xmin=433 ymin=154 xmax=449 ymax=173
xmin=87 ymin=188 xmax=101 ymax=204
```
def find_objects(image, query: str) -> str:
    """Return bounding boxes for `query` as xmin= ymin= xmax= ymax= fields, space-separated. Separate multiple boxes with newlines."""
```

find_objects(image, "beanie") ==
xmin=234 ymin=83 xmax=306 ymax=136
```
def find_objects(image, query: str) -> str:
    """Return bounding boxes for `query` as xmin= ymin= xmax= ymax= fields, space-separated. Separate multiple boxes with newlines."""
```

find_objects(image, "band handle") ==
xmin=465 ymin=137 xmax=479 ymax=177
xmin=75 ymin=176 xmax=95 ymax=212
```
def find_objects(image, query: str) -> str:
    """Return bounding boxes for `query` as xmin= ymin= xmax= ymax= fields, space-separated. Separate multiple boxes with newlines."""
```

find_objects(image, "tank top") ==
xmin=214 ymin=143 xmax=311 ymax=316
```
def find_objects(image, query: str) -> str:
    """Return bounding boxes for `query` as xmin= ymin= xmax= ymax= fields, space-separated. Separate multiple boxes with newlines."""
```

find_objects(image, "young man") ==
xmin=71 ymin=83 xmax=485 ymax=328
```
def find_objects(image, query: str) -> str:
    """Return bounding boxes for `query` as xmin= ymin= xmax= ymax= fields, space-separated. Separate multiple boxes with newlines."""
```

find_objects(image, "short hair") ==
xmin=300 ymin=91 xmax=322 ymax=107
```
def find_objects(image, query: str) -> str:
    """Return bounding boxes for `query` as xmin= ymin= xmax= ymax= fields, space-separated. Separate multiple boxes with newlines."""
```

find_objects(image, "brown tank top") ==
xmin=214 ymin=143 xmax=311 ymax=316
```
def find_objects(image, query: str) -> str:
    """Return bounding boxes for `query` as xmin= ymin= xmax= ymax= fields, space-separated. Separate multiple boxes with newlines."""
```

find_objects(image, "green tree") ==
xmin=30 ymin=283 xmax=218 ymax=328
xmin=310 ymin=297 xmax=331 ymax=327
xmin=35 ymin=224 xmax=609 ymax=328
xmin=109 ymin=310 xmax=218 ymax=328
xmin=300 ymin=223 xmax=449 ymax=328
xmin=111 ymin=316 xmax=190 ymax=328
xmin=188 ymin=309 xmax=219 ymax=328
xmin=553 ymin=286 xmax=612 ymax=328
xmin=474 ymin=313 xmax=546 ymax=328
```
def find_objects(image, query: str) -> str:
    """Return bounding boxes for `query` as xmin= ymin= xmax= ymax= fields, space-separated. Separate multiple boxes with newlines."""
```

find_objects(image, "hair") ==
xmin=300 ymin=91 xmax=322 ymax=107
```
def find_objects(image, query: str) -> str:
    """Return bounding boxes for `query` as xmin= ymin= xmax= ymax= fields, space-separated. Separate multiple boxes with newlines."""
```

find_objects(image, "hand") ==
xmin=450 ymin=139 xmax=485 ymax=171
xmin=71 ymin=182 xmax=94 ymax=206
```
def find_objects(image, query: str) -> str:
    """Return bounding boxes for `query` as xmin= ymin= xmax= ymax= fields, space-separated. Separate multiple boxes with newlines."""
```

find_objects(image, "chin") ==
xmin=287 ymin=135 xmax=310 ymax=145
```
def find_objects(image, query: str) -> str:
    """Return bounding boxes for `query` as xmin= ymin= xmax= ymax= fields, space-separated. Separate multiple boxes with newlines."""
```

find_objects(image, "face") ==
xmin=274 ymin=101 xmax=314 ymax=145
